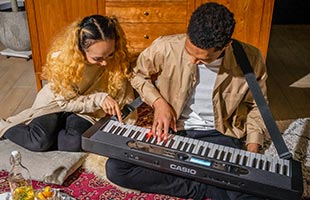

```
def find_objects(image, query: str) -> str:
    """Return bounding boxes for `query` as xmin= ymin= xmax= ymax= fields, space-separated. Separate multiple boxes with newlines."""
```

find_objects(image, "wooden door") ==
xmin=195 ymin=0 xmax=275 ymax=59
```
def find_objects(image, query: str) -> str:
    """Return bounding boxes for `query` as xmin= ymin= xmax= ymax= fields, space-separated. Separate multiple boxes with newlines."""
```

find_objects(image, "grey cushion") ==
xmin=0 ymin=139 xmax=86 ymax=185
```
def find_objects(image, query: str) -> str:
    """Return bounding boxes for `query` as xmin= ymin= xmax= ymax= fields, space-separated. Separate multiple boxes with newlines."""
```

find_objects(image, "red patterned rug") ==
xmin=0 ymin=168 xmax=184 ymax=199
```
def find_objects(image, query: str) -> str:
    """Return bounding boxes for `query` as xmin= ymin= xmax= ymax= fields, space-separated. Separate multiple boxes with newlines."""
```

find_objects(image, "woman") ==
xmin=0 ymin=15 xmax=136 ymax=152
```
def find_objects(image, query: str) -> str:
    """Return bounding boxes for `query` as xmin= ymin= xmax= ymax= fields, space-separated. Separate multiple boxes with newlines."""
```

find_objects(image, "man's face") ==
xmin=185 ymin=36 xmax=227 ymax=65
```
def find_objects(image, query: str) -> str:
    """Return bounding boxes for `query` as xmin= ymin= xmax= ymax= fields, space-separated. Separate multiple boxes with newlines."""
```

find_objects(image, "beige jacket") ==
xmin=131 ymin=34 xmax=268 ymax=146
xmin=0 ymin=63 xmax=137 ymax=137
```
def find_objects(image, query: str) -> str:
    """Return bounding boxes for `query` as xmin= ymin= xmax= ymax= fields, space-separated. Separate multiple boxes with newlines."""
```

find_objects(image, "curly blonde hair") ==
xmin=42 ymin=15 xmax=132 ymax=99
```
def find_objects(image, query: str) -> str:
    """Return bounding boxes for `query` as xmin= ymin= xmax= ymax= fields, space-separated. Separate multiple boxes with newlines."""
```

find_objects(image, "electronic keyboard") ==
xmin=82 ymin=118 xmax=303 ymax=200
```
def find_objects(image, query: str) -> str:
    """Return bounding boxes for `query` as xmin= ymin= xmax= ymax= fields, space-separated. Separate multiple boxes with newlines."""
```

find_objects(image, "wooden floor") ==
xmin=0 ymin=49 xmax=36 ymax=119
xmin=266 ymin=25 xmax=310 ymax=131
xmin=0 ymin=25 xmax=309 ymax=132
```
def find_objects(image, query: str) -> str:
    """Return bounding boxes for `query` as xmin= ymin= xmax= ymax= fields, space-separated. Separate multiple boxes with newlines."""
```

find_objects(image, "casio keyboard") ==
xmin=82 ymin=117 xmax=303 ymax=200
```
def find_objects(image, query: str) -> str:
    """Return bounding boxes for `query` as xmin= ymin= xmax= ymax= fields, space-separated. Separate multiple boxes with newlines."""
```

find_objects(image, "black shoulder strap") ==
xmin=232 ymin=39 xmax=292 ymax=160
xmin=111 ymin=96 xmax=144 ymax=121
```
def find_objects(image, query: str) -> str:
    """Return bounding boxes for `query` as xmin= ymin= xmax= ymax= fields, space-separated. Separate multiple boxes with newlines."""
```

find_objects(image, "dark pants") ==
xmin=3 ymin=112 xmax=92 ymax=152
xmin=106 ymin=130 xmax=266 ymax=200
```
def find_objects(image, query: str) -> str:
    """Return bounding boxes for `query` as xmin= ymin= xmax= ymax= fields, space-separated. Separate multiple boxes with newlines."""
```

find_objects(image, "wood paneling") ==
xmin=25 ymin=0 xmax=274 ymax=90
xmin=105 ymin=1 xmax=191 ymax=52
xmin=25 ymin=0 xmax=99 ymax=89
xmin=196 ymin=0 xmax=274 ymax=60
xmin=121 ymin=24 xmax=187 ymax=52
xmin=105 ymin=2 xmax=188 ymax=23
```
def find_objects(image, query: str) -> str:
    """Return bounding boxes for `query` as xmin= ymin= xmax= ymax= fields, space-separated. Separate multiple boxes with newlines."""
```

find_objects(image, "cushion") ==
xmin=0 ymin=139 xmax=87 ymax=185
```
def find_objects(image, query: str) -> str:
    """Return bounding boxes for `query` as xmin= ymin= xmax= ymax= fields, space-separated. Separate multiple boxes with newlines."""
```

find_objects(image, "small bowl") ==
xmin=35 ymin=186 xmax=57 ymax=200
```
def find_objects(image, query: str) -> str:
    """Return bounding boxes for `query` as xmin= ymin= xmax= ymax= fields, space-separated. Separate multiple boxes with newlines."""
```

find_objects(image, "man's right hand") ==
xmin=151 ymin=97 xmax=177 ymax=142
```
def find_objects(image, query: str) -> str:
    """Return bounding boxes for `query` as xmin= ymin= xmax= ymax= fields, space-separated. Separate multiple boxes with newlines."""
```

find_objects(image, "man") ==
xmin=106 ymin=2 xmax=268 ymax=200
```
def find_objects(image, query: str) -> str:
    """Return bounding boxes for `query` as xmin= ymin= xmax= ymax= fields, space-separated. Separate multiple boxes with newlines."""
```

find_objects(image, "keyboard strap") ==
xmin=112 ymin=96 xmax=144 ymax=120
xmin=232 ymin=39 xmax=292 ymax=160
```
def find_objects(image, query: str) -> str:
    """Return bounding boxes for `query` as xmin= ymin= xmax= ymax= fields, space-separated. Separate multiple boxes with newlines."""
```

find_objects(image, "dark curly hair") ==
xmin=187 ymin=2 xmax=235 ymax=50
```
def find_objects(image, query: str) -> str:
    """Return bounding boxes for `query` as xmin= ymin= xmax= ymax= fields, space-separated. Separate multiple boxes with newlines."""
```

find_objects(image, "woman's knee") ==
xmin=57 ymin=114 xmax=92 ymax=152
xmin=65 ymin=114 xmax=92 ymax=134
xmin=57 ymin=129 xmax=82 ymax=152
xmin=4 ymin=124 xmax=54 ymax=152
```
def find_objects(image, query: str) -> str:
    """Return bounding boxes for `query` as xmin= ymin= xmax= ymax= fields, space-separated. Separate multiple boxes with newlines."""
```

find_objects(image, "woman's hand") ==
xmin=101 ymin=95 xmax=122 ymax=122
xmin=151 ymin=97 xmax=177 ymax=142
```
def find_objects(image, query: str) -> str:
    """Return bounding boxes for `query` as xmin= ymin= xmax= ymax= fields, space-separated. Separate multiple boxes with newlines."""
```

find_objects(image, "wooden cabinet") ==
xmin=104 ymin=0 xmax=194 ymax=53
xmin=25 ymin=0 xmax=274 ymax=90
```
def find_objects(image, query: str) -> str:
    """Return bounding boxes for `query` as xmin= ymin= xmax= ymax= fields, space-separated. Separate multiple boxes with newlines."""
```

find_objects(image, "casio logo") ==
xmin=170 ymin=164 xmax=197 ymax=175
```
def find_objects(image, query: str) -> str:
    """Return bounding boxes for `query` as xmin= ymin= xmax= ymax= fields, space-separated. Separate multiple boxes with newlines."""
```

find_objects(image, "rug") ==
xmin=0 ymin=168 xmax=184 ymax=200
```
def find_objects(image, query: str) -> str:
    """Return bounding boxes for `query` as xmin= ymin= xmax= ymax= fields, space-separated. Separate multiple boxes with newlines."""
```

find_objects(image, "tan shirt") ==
xmin=0 ymin=62 xmax=136 ymax=137
xmin=130 ymin=34 xmax=268 ymax=146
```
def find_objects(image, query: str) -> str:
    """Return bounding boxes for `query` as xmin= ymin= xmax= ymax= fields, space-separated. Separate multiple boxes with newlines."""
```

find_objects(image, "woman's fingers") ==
xmin=102 ymin=96 xmax=122 ymax=122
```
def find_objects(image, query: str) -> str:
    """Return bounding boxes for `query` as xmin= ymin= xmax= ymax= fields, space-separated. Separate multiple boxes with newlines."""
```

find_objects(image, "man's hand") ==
xmin=101 ymin=95 xmax=122 ymax=122
xmin=152 ymin=97 xmax=177 ymax=142
xmin=247 ymin=143 xmax=260 ymax=153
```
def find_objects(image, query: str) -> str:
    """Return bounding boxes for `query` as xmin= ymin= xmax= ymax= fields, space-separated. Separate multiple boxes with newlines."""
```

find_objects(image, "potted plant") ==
xmin=0 ymin=0 xmax=31 ymax=51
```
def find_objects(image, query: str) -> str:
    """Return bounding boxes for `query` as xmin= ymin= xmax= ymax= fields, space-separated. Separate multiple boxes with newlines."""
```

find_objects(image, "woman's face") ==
xmin=84 ymin=39 xmax=115 ymax=66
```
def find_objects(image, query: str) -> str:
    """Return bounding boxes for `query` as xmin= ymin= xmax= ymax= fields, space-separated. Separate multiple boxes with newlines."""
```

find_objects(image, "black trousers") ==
xmin=3 ymin=112 xmax=92 ymax=152
xmin=106 ymin=130 xmax=266 ymax=200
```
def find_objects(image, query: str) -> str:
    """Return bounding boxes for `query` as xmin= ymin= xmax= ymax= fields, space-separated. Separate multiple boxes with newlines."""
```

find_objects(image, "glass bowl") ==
xmin=35 ymin=186 xmax=57 ymax=200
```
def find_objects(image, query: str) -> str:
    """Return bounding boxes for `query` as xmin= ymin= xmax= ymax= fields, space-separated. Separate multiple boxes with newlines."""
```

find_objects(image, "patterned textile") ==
xmin=135 ymin=103 xmax=154 ymax=128
xmin=0 ymin=168 xmax=184 ymax=200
